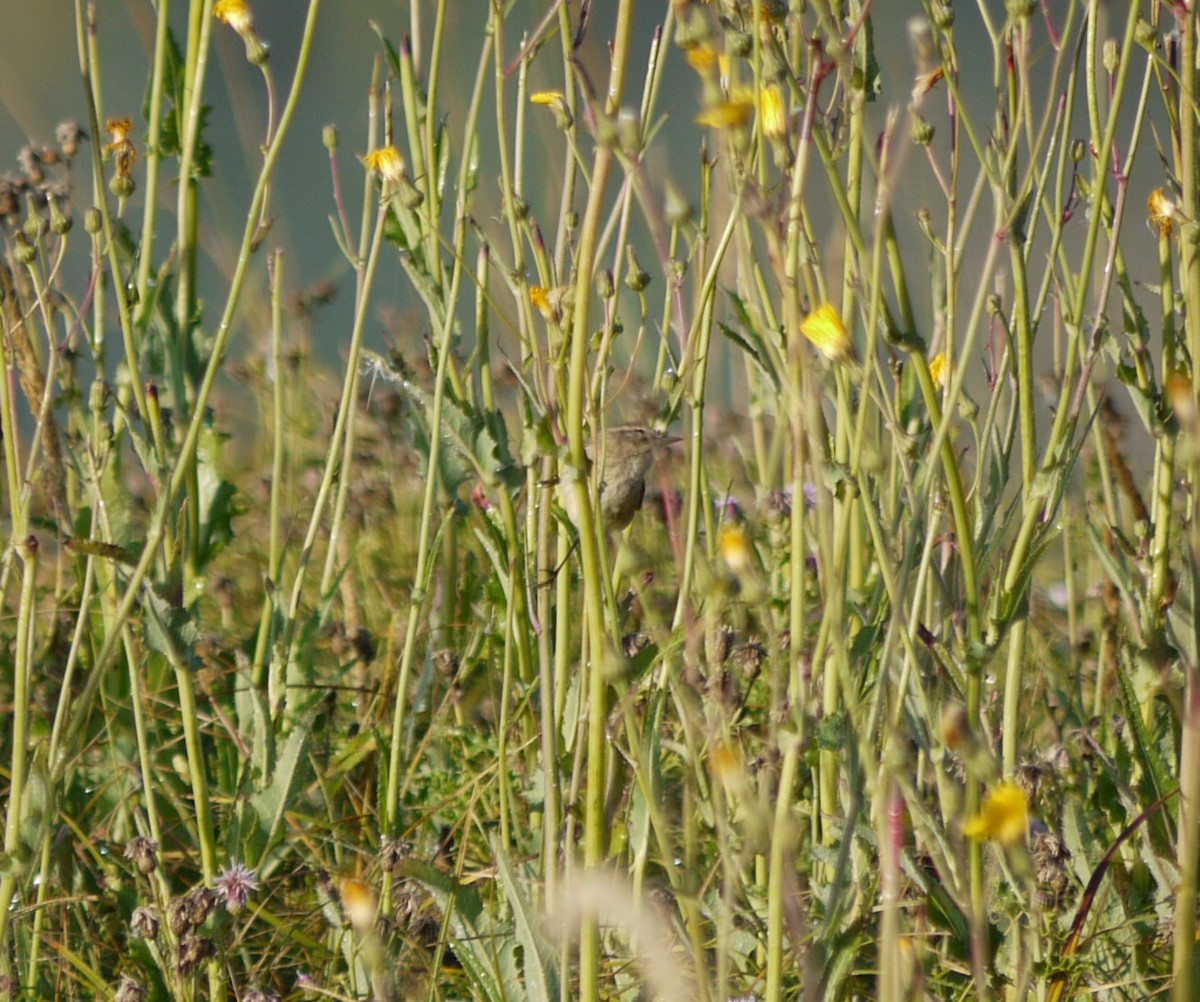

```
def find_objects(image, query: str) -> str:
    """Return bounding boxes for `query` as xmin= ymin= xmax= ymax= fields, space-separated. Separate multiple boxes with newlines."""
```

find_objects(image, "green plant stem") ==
xmin=564 ymin=4 xmax=636 ymax=997
xmin=1173 ymin=0 xmax=1200 ymax=994
xmin=252 ymin=252 xmax=288 ymax=684
xmin=1148 ymin=227 xmax=1176 ymax=623
xmin=134 ymin=0 xmax=171 ymax=311
xmin=75 ymin=0 xmax=157 ymax=455
xmin=765 ymin=737 xmax=800 ymax=1002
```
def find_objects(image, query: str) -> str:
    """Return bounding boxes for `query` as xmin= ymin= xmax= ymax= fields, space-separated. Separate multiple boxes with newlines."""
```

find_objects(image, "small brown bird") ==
xmin=593 ymin=425 xmax=681 ymax=531
xmin=561 ymin=425 xmax=680 ymax=532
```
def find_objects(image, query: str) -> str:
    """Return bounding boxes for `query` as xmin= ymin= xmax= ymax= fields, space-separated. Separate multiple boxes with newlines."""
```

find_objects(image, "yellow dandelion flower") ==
xmin=963 ymin=782 xmax=1028 ymax=846
xmin=696 ymin=92 xmax=755 ymax=129
xmin=213 ymin=0 xmax=253 ymax=31
xmin=686 ymin=44 xmax=719 ymax=72
xmin=364 ymin=146 xmax=406 ymax=183
xmin=1148 ymin=187 xmax=1177 ymax=237
xmin=718 ymin=523 xmax=754 ymax=576
xmin=799 ymin=303 xmax=853 ymax=362
xmin=759 ymin=85 xmax=787 ymax=139
xmin=718 ymin=54 xmax=732 ymax=91
xmin=929 ymin=351 xmax=950 ymax=390
xmin=530 ymin=90 xmax=565 ymax=105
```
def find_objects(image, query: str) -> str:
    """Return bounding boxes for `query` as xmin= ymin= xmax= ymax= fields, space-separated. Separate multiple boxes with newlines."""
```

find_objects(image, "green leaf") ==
xmin=141 ymin=583 xmax=202 ymax=664
xmin=244 ymin=713 xmax=314 ymax=872
xmin=493 ymin=836 xmax=561 ymax=1002
xmin=145 ymin=26 xmax=213 ymax=177
xmin=194 ymin=423 xmax=241 ymax=571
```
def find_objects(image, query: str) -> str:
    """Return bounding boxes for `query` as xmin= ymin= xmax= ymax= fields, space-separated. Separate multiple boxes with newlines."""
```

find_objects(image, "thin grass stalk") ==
xmin=174 ymin=0 xmax=215 ymax=384
xmin=0 ymin=294 xmax=26 ymax=543
xmin=0 ymin=538 xmax=37 ymax=981
xmin=251 ymin=251 xmax=288 ymax=682
xmin=671 ymin=200 xmax=741 ymax=631
xmin=133 ymin=0 xmax=171 ymax=310
xmin=1148 ymin=225 xmax=1176 ymax=622
xmin=566 ymin=3 xmax=637 ymax=994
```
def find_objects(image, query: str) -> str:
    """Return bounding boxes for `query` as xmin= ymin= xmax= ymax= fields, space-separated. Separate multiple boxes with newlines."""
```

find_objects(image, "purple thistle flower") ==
xmin=214 ymin=861 xmax=259 ymax=912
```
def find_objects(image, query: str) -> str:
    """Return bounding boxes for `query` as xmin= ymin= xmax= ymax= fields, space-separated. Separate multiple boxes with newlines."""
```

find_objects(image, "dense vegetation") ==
xmin=1 ymin=1 xmax=1198 ymax=999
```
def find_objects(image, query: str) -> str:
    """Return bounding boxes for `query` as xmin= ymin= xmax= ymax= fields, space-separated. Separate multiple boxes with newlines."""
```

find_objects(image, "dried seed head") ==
xmin=130 ymin=906 xmax=160 ymax=940
xmin=113 ymin=976 xmax=148 ymax=1002
xmin=379 ymin=837 xmax=411 ymax=873
xmin=124 ymin=836 xmax=159 ymax=875
xmin=56 ymin=120 xmax=86 ymax=158
xmin=177 ymin=934 xmax=216 ymax=976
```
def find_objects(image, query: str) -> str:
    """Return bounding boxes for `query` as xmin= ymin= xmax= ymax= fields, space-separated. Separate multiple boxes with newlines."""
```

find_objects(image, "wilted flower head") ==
xmin=177 ymin=933 xmax=216 ymax=975
xmin=113 ymin=976 xmax=148 ymax=1002
xmin=124 ymin=835 xmax=159 ymax=875
xmin=1148 ymin=187 xmax=1178 ymax=237
xmin=56 ymin=120 xmax=86 ymax=158
xmin=103 ymin=118 xmax=138 ymax=198
xmin=130 ymin=905 xmax=160 ymax=940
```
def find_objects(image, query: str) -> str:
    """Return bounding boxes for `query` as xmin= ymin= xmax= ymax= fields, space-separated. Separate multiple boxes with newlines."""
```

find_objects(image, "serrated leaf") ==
xmin=245 ymin=714 xmax=314 ymax=870
xmin=492 ymin=836 xmax=560 ymax=1002
xmin=142 ymin=584 xmax=202 ymax=664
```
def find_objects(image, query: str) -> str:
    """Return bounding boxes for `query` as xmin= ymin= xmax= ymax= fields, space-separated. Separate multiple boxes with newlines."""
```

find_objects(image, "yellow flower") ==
xmin=1148 ymin=187 xmax=1177 ymax=237
xmin=530 ymin=90 xmax=565 ymax=105
xmin=718 ymin=54 xmax=732 ymax=91
xmin=338 ymin=877 xmax=376 ymax=933
xmin=929 ymin=351 xmax=950 ymax=390
xmin=963 ymin=782 xmax=1028 ymax=846
xmin=364 ymin=146 xmax=406 ymax=183
xmin=697 ymin=90 xmax=755 ymax=129
xmin=799 ymin=304 xmax=853 ymax=362
xmin=213 ymin=0 xmax=253 ymax=32
xmin=759 ymin=85 xmax=787 ymax=139
xmin=686 ymin=44 xmax=719 ymax=72
xmin=718 ymin=523 xmax=754 ymax=576
xmin=214 ymin=0 xmax=267 ymax=64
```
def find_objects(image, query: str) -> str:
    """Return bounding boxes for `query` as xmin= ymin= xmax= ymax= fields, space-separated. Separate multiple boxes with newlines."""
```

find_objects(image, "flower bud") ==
xmin=624 ymin=246 xmax=651 ymax=292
